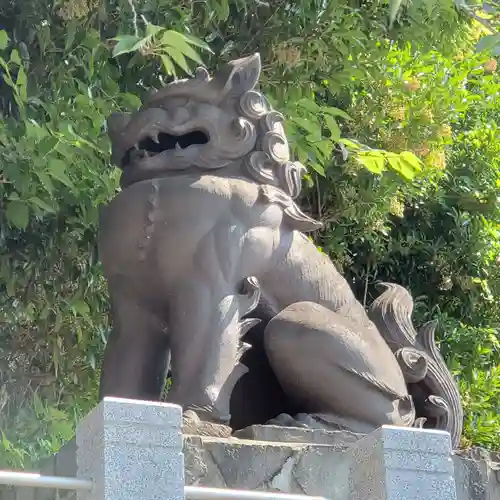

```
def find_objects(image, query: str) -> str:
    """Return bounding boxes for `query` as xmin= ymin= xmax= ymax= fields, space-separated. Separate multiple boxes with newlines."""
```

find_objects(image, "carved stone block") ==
xmin=347 ymin=425 xmax=457 ymax=500
xmin=75 ymin=397 xmax=184 ymax=500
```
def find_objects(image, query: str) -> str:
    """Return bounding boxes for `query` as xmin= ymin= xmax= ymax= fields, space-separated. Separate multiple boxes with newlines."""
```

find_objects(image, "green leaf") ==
xmin=340 ymin=138 xmax=362 ymax=151
xmin=35 ymin=171 xmax=54 ymax=195
xmin=324 ymin=115 xmax=341 ymax=142
xmin=10 ymin=49 xmax=21 ymax=65
xmin=400 ymin=151 xmax=423 ymax=171
xmin=29 ymin=196 xmax=57 ymax=213
xmin=16 ymin=66 xmax=27 ymax=101
xmin=309 ymin=162 xmax=326 ymax=176
xmin=212 ymin=0 xmax=230 ymax=21
xmin=167 ymin=47 xmax=191 ymax=74
xmin=1 ymin=431 xmax=10 ymax=451
xmin=111 ymin=35 xmax=142 ymax=57
xmin=475 ymin=35 xmax=500 ymax=54
xmin=292 ymin=117 xmax=319 ymax=135
xmin=313 ymin=139 xmax=333 ymax=160
xmin=0 ymin=30 xmax=8 ymax=50
xmin=182 ymin=33 xmax=213 ymax=53
xmin=161 ymin=30 xmax=189 ymax=49
xmin=161 ymin=31 xmax=203 ymax=64
xmin=388 ymin=0 xmax=404 ymax=28
xmin=160 ymin=55 xmax=176 ymax=76
xmin=357 ymin=152 xmax=386 ymax=174
xmin=383 ymin=151 xmax=422 ymax=181
xmin=71 ymin=299 xmax=90 ymax=317
xmin=297 ymin=98 xmax=320 ymax=113
xmin=33 ymin=393 xmax=45 ymax=417
xmin=322 ymin=107 xmax=351 ymax=120
xmin=119 ymin=92 xmax=143 ymax=110
xmin=145 ymin=23 xmax=164 ymax=38
xmin=6 ymin=200 xmax=29 ymax=229
xmin=386 ymin=154 xmax=417 ymax=180
xmin=64 ymin=21 xmax=78 ymax=52
xmin=48 ymin=159 xmax=75 ymax=189
xmin=37 ymin=136 xmax=58 ymax=156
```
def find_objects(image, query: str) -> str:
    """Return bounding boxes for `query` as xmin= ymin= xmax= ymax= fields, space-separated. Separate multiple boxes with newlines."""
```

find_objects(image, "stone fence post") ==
xmin=75 ymin=397 xmax=184 ymax=500
xmin=347 ymin=425 xmax=457 ymax=500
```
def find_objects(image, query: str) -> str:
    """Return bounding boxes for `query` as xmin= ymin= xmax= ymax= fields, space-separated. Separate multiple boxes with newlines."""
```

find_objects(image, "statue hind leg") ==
xmin=99 ymin=278 xmax=170 ymax=401
xmin=264 ymin=301 xmax=415 ymax=433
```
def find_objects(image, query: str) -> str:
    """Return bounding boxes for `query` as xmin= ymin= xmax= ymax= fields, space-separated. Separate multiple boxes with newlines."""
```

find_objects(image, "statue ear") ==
xmin=211 ymin=53 xmax=262 ymax=100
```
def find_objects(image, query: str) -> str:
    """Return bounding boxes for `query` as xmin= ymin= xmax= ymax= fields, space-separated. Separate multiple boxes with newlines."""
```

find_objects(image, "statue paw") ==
xmin=266 ymin=412 xmax=366 ymax=433
xmin=265 ymin=413 xmax=309 ymax=428
xmin=182 ymin=409 xmax=233 ymax=438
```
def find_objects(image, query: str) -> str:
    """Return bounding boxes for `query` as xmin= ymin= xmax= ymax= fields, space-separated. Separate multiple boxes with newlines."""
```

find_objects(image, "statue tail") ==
xmin=368 ymin=282 xmax=463 ymax=449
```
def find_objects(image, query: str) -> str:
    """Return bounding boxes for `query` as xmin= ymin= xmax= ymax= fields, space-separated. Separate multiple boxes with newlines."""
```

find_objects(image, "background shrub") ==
xmin=0 ymin=0 xmax=498 ymax=465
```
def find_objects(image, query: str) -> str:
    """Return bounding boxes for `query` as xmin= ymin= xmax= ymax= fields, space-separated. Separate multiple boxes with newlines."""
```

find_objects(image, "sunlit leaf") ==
xmin=387 ymin=154 xmax=419 ymax=180
xmin=309 ymin=162 xmax=325 ymax=176
xmin=160 ymin=55 xmax=176 ymax=76
xmin=0 ymin=30 xmax=8 ymax=50
xmin=111 ymin=35 xmax=142 ymax=57
xmin=10 ymin=49 xmax=21 ymax=65
xmin=357 ymin=152 xmax=386 ymax=174
xmin=145 ymin=23 xmax=164 ymax=38
xmin=167 ymin=47 xmax=191 ymax=74
xmin=182 ymin=33 xmax=213 ymax=53
xmin=161 ymin=31 xmax=204 ymax=64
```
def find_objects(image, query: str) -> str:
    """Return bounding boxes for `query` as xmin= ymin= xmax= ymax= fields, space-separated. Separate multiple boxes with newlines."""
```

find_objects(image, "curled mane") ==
xmin=147 ymin=53 xmax=306 ymax=200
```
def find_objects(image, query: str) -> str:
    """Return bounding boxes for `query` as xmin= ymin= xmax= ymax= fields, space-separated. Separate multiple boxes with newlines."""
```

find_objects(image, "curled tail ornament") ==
xmin=368 ymin=282 xmax=463 ymax=449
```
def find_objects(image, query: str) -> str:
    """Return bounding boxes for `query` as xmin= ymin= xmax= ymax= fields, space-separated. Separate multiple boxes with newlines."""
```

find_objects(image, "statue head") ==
xmin=107 ymin=53 xmax=305 ymax=197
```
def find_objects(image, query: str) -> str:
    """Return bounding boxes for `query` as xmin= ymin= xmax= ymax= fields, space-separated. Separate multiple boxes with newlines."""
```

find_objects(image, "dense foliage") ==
xmin=0 ymin=0 xmax=498 ymax=466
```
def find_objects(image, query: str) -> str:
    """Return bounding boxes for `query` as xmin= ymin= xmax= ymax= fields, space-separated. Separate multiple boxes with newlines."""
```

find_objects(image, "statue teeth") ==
xmin=152 ymin=133 xmax=160 ymax=143
xmin=175 ymin=142 xmax=182 ymax=151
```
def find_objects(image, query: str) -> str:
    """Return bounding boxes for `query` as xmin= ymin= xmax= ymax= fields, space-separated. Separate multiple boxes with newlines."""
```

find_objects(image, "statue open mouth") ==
xmin=121 ymin=130 xmax=210 ymax=167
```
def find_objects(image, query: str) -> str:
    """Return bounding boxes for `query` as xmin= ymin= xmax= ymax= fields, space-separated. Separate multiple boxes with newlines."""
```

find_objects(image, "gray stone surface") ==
xmin=15 ymin=424 xmax=500 ymax=500
xmin=182 ymin=434 xmax=349 ymax=498
xmin=76 ymin=397 xmax=184 ymax=500
xmin=454 ymin=448 xmax=500 ymax=500
xmin=233 ymin=425 xmax=363 ymax=447
xmin=182 ymin=426 xmax=500 ymax=500
xmin=347 ymin=425 xmax=457 ymax=500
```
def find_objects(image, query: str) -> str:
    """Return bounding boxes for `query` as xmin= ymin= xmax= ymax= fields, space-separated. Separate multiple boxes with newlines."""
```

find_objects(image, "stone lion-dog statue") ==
xmin=98 ymin=53 xmax=462 ymax=447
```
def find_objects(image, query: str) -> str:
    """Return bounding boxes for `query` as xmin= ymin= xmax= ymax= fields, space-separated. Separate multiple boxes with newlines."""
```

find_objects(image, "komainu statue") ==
xmin=99 ymin=53 xmax=463 ymax=448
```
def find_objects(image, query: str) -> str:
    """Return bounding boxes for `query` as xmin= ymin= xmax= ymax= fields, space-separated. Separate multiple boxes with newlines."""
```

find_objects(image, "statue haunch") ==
xmin=99 ymin=53 xmax=463 ymax=447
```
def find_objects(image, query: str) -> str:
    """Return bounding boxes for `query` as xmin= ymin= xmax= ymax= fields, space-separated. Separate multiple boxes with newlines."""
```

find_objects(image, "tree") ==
xmin=0 ymin=0 xmax=498 ymax=466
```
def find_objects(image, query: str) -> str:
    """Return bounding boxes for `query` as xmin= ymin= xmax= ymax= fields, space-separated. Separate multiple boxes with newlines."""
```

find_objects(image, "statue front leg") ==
xmin=166 ymin=277 xmax=257 ymax=426
xmin=99 ymin=280 xmax=170 ymax=402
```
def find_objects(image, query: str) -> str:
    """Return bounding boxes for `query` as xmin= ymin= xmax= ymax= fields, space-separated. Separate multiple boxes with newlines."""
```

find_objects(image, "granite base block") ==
xmin=181 ymin=428 xmax=500 ymax=500
xmin=6 ymin=424 xmax=500 ymax=500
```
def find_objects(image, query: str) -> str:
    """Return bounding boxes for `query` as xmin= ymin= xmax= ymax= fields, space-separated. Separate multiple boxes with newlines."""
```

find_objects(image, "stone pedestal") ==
xmin=348 ymin=426 xmax=456 ymax=500
xmin=76 ymin=397 xmax=184 ymax=500
xmin=184 ymin=426 xmax=499 ymax=500
xmin=28 ymin=405 xmax=500 ymax=500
